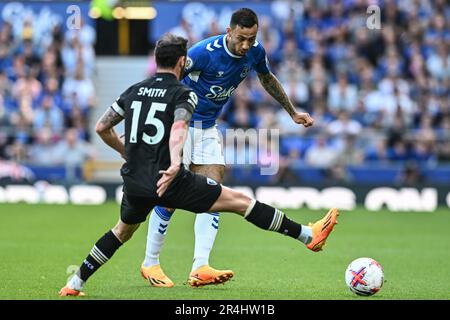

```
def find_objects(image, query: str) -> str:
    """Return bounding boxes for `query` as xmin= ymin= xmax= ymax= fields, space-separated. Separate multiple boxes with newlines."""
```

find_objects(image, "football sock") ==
xmin=192 ymin=212 xmax=219 ymax=271
xmin=245 ymin=200 xmax=312 ymax=244
xmin=143 ymin=207 xmax=174 ymax=267
xmin=67 ymin=274 xmax=85 ymax=292
xmin=298 ymin=225 xmax=313 ymax=245
xmin=75 ymin=230 xmax=123 ymax=286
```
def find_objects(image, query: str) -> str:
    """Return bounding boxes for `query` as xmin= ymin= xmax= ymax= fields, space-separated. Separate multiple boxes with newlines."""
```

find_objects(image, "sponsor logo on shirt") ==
xmin=204 ymin=85 xmax=236 ymax=101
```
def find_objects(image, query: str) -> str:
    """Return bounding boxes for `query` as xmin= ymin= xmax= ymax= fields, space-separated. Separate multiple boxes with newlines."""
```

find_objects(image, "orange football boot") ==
xmin=140 ymin=264 xmax=174 ymax=288
xmin=59 ymin=286 xmax=85 ymax=297
xmin=188 ymin=265 xmax=234 ymax=288
xmin=306 ymin=207 xmax=339 ymax=252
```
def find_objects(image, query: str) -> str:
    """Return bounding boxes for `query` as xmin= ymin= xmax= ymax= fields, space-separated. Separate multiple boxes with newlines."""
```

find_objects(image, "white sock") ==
xmin=298 ymin=225 xmax=313 ymax=245
xmin=192 ymin=213 xmax=219 ymax=271
xmin=143 ymin=207 xmax=173 ymax=267
xmin=67 ymin=274 xmax=85 ymax=291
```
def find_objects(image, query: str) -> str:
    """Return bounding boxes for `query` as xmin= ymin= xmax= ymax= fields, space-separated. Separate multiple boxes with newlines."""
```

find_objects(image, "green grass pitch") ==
xmin=0 ymin=203 xmax=449 ymax=300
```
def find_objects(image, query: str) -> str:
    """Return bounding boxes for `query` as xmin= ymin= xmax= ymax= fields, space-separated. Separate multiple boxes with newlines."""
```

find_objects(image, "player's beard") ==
xmin=231 ymin=43 xmax=244 ymax=56
xmin=227 ymin=36 xmax=245 ymax=57
xmin=233 ymin=44 xmax=248 ymax=57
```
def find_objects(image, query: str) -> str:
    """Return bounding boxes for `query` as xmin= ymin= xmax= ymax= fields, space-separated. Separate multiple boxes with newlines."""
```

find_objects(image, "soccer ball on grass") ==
xmin=345 ymin=257 xmax=384 ymax=296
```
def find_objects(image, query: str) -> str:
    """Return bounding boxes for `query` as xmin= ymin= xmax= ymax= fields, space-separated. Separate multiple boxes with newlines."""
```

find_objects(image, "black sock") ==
xmin=77 ymin=230 xmax=123 ymax=282
xmin=245 ymin=201 xmax=302 ymax=239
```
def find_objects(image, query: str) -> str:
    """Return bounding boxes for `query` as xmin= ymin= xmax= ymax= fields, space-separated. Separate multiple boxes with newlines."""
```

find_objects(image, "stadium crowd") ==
xmin=1 ymin=0 xmax=450 ymax=185
xmin=0 ymin=16 xmax=96 ymax=181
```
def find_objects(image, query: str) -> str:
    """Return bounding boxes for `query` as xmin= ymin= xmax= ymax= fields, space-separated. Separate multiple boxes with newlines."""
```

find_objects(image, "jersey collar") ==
xmin=222 ymin=34 xmax=243 ymax=59
xmin=155 ymin=72 xmax=178 ymax=80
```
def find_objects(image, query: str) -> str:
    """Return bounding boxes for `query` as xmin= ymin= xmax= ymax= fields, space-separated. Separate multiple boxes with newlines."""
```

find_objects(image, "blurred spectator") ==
xmin=388 ymin=140 xmax=410 ymax=162
xmin=226 ymin=87 xmax=258 ymax=130
xmin=426 ymin=43 xmax=450 ymax=81
xmin=258 ymin=15 xmax=281 ymax=58
xmin=62 ymin=64 xmax=95 ymax=113
xmin=304 ymin=135 xmax=339 ymax=169
xmin=28 ymin=128 xmax=58 ymax=166
xmin=65 ymin=18 xmax=96 ymax=47
xmin=411 ymin=141 xmax=436 ymax=166
xmin=327 ymin=164 xmax=354 ymax=184
xmin=169 ymin=17 xmax=198 ymax=46
xmin=33 ymin=95 xmax=64 ymax=135
xmin=0 ymin=94 xmax=8 ymax=127
xmin=365 ymin=138 xmax=389 ymax=163
xmin=53 ymin=128 xmax=95 ymax=167
xmin=396 ymin=161 xmax=424 ymax=186
xmin=40 ymin=77 xmax=64 ymax=112
xmin=327 ymin=111 xmax=362 ymax=137
xmin=61 ymin=35 xmax=95 ymax=78
xmin=6 ymin=139 xmax=28 ymax=163
xmin=12 ymin=67 xmax=42 ymax=100
xmin=337 ymin=135 xmax=364 ymax=166
xmin=0 ymin=131 xmax=7 ymax=159
xmin=327 ymin=73 xmax=358 ymax=114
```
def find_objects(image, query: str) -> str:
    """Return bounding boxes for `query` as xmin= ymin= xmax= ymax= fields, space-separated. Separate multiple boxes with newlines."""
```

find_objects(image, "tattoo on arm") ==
xmin=98 ymin=107 xmax=123 ymax=130
xmin=174 ymin=107 xmax=193 ymax=123
xmin=257 ymin=72 xmax=296 ymax=117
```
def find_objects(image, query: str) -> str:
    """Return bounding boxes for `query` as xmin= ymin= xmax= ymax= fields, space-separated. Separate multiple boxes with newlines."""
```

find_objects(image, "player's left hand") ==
xmin=157 ymin=164 xmax=181 ymax=197
xmin=292 ymin=112 xmax=314 ymax=128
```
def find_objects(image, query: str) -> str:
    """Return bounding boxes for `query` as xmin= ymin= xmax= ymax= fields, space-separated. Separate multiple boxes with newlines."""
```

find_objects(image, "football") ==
xmin=345 ymin=257 xmax=384 ymax=296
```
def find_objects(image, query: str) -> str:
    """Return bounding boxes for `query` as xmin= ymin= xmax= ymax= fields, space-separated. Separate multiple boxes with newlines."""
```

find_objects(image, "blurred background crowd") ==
xmin=1 ymin=0 xmax=449 ymax=185
xmin=0 ymin=14 xmax=96 ymax=180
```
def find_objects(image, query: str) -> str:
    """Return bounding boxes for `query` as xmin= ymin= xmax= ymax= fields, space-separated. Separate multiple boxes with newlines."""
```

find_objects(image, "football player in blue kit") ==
xmin=141 ymin=8 xmax=314 ymax=288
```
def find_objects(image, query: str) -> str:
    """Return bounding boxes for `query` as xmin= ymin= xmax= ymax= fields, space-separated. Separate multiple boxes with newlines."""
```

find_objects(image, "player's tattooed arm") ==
xmin=174 ymin=107 xmax=193 ymax=124
xmin=97 ymin=107 xmax=123 ymax=130
xmin=257 ymin=72 xmax=314 ymax=127
xmin=95 ymin=107 xmax=126 ymax=159
xmin=257 ymin=72 xmax=296 ymax=117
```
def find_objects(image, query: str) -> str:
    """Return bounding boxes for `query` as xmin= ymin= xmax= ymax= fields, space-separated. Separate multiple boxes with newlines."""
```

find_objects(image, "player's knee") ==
xmin=112 ymin=224 xmax=136 ymax=243
xmin=163 ymin=207 xmax=175 ymax=213
xmin=215 ymin=166 xmax=225 ymax=183
xmin=191 ymin=164 xmax=224 ymax=183
xmin=236 ymin=192 xmax=252 ymax=213
xmin=227 ymin=189 xmax=252 ymax=214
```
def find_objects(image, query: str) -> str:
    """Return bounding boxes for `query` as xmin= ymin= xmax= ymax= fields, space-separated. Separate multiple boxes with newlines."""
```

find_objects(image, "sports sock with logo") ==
xmin=244 ymin=200 xmax=312 ymax=244
xmin=192 ymin=212 xmax=220 ymax=271
xmin=143 ymin=206 xmax=174 ymax=267
xmin=70 ymin=230 xmax=123 ymax=290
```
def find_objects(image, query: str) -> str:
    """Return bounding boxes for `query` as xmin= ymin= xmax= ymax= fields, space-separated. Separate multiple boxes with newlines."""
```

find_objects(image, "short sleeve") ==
xmin=174 ymin=89 xmax=198 ymax=114
xmin=254 ymin=43 xmax=270 ymax=74
xmin=110 ymin=85 xmax=134 ymax=117
xmin=184 ymin=43 xmax=210 ymax=77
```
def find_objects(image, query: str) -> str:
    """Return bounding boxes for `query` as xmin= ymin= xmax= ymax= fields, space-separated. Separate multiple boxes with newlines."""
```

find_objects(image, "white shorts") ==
xmin=183 ymin=125 xmax=225 ymax=166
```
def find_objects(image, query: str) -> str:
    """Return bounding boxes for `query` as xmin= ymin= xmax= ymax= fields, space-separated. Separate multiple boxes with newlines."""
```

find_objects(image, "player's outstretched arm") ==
xmin=95 ymin=107 xmax=126 ymax=159
xmin=257 ymin=72 xmax=314 ymax=128
xmin=157 ymin=107 xmax=192 ymax=197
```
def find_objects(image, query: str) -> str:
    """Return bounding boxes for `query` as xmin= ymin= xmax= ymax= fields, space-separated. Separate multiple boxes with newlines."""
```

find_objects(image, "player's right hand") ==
xmin=156 ymin=164 xmax=180 ymax=197
xmin=292 ymin=112 xmax=314 ymax=128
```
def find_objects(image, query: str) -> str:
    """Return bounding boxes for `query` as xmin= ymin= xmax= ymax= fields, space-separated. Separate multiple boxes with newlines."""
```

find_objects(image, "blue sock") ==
xmin=143 ymin=206 xmax=174 ymax=267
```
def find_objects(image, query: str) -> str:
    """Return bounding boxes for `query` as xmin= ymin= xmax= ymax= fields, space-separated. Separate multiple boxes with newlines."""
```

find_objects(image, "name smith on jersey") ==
xmin=138 ymin=87 xmax=167 ymax=98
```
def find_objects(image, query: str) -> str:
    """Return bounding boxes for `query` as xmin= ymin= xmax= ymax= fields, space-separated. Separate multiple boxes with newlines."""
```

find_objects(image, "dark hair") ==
xmin=230 ymin=8 xmax=258 ymax=29
xmin=155 ymin=33 xmax=188 ymax=68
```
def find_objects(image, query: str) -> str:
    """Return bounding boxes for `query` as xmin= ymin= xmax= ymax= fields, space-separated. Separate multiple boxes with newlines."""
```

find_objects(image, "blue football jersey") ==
xmin=182 ymin=34 xmax=270 ymax=128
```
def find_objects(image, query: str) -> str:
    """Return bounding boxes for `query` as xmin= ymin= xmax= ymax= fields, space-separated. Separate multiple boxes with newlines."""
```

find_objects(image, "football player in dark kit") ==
xmin=59 ymin=33 xmax=339 ymax=296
